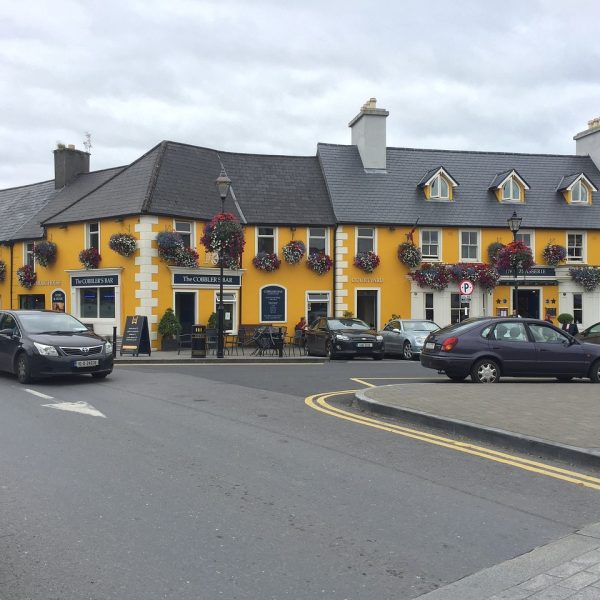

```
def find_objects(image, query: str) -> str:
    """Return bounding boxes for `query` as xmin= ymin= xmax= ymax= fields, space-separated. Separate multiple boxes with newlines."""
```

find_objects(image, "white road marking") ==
xmin=25 ymin=388 xmax=54 ymax=400
xmin=42 ymin=401 xmax=106 ymax=418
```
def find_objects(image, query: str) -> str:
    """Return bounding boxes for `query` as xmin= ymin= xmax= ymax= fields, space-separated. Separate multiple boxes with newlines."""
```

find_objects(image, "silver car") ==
xmin=380 ymin=319 xmax=440 ymax=359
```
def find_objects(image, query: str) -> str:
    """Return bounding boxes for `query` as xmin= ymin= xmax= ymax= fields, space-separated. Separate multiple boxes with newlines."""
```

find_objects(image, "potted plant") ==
xmin=307 ymin=251 xmax=333 ymax=275
xmin=542 ymin=243 xmax=567 ymax=267
xmin=557 ymin=313 xmax=573 ymax=328
xmin=17 ymin=264 xmax=37 ymax=289
xmin=33 ymin=240 xmax=57 ymax=267
xmin=354 ymin=251 xmax=381 ymax=273
xmin=282 ymin=240 xmax=306 ymax=265
xmin=0 ymin=260 xmax=5 ymax=282
xmin=79 ymin=247 xmax=101 ymax=269
xmin=397 ymin=242 xmax=422 ymax=268
xmin=109 ymin=232 xmax=137 ymax=257
xmin=252 ymin=252 xmax=281 ymax=272
xmin=207 ymin=312 xmax=217 ymax=328
xmin=157 ymin=308 xmax=182 ymax=351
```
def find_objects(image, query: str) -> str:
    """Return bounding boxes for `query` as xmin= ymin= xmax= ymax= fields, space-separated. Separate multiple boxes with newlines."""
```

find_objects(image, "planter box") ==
xmin=161 ymin=337 xmax=178 ymax=352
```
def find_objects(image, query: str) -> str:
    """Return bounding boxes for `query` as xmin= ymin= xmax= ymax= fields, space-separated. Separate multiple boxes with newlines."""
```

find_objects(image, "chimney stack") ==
xmin=348 ymin=98 xmax=389 ymax=170
xmin=574 ymin=117 xmax=600 ymax=170
xmin=53 ymin=144 xmax=90 ymax=189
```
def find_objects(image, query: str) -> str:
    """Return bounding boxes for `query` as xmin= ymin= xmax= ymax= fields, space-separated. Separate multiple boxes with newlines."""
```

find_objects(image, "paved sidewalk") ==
xmin=355 ymin=382 xmax=600 ymax=599
xmin=114 ymin=350 xmax=321 ymax=364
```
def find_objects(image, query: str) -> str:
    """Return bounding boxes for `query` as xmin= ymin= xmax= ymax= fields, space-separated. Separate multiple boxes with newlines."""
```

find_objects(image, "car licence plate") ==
xmin=425 ymin=342 xmax=435 ymax=350
xmin=356 ymin=343 xmax=373 ymax=348
xmin=75 ymin=360 xmax=99 ymax=368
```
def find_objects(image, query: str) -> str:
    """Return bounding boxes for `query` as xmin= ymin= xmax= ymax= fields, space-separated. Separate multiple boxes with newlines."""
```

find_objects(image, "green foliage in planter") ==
xmin=207 ymin=312 xmax=217 ymax=328
xmin=157 ymin=308 xmax=182 ymax=339
xmin=557 ymin=313 xmax=573 ymax=325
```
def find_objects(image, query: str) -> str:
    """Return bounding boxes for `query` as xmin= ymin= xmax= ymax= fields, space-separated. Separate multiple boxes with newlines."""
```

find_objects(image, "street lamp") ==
xmin=507 ymin=210 xmax=522 ymax=316
xmin=215 ymin=169 xmax=231 ymax=358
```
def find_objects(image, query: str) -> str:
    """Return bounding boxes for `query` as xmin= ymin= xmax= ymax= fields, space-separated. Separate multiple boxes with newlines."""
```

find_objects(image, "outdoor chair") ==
xmin=176 ymin=330 xmax=192 ymax=355
xmin=205 ymin=328 xmax=218 ymax=354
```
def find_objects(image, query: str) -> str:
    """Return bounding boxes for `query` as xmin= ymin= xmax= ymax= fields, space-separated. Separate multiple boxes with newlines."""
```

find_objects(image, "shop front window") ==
xmin=307 ymin=292 xmax=330 ymax=326
xmin=425 ymin=293 xmax=434 ymax=322
xmin=450 ymin=293 xmax=469 ymax=324
xmin=80 ymin=287 xmax=115 ymax=319
xmin=216 ymin=292 xmax=237 ymax=333
xmin=573 ymin=293 xmax=583 ymax=325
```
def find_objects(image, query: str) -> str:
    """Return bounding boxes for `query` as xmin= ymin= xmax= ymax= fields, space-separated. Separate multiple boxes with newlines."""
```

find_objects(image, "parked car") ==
xmin=420 ymin=317 xmax=600 ymax=383
xmin=0 ymin=310 xmax=113 ymax=384
xmin=305 ymin=317 xmax=384 ymax=360
xmin=576 ymin=322 xmax=600 ymax=345
xmin=379 ymin=319 xmax=439 ymax=359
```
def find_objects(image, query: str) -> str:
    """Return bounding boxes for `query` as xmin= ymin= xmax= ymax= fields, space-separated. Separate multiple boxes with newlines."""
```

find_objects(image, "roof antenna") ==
xmin=83 ymin=132 xmax=92 ymax=153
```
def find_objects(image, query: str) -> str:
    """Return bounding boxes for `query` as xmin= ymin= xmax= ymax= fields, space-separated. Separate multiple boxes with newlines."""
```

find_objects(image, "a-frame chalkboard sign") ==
xmin=120 ymin=316 xmax=151 ymax=356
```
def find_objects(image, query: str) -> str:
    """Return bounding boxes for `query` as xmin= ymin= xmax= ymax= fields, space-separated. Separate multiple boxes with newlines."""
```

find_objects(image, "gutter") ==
xmin=9 ymin=242 xmax=14 ymax=309
xmin=333 ymin=225 xmax=338 ymax=316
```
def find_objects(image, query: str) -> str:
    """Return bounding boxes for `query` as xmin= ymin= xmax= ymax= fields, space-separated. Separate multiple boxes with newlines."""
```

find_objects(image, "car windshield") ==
xmin=18 ymin=313 xmax=90 ymax=334
xmin=403 ymin=321 xmax=438 ymax=332
xmin=327 ymin=318 xmax=370 ymax=331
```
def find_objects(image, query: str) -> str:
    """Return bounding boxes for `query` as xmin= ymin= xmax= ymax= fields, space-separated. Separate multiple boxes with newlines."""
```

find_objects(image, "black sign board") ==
xmin=173 ymin=273 xmax=241 ymax=286
xmin=120 ymin=315 xmax=151 ymax=356
xmin=498 ymin=267 xmax=555 ymax=277
xmin=51 ymin=289 xmax=66 ymax=312
xmin=71 ymin=275 xmax=119 ymax=287
xmin=261 ymin=285 xmax=286 ymax=322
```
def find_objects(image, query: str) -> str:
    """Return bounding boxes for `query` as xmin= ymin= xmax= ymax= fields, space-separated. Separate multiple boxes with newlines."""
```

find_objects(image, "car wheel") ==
xmin=556 ymin=376 xmax=573 ymax=383
xmin=471 ymin=358 xmax=500 ymax=384
xmin=91 ymin=372 xmax=109 ymax=379
xmin=403 ymin=342 xmax=413 ymax=360
xmin=447 ymin=374 xmax=466 ymax=382
xmin=589 ymin=359 xmax=600 ymax=383
xmin=326 ymin=341 xmax=336 ymax=360
xmin=16 ymin=353 xmax=32 ymax=384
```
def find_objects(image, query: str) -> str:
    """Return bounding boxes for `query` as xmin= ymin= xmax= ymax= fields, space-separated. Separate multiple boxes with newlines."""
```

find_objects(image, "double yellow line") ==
xmin=305 ymin=390 xmax=600 ymax=491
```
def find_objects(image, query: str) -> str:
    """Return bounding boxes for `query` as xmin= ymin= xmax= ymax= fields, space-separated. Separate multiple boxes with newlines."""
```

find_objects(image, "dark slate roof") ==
xmin=317 ymin=144 xmax=600 ymax=229
xmin=555 ymin=173 xmax=589 ymax=192
xmin=45 ymin=142 xmax=335 ymax=226
xmin=417 ymin=166 xmax=459 ymax=188
xmin=488 ymin=168 xmax=530 ymax=190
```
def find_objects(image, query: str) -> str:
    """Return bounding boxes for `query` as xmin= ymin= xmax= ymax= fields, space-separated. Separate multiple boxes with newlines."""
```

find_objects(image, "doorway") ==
xmin=175 ymin=292 xmax=196 ymax=335
xmin=514 ymin=289 xmax=540 ymax=319
xmin=356 ymin=290 xmax=378 ymax=329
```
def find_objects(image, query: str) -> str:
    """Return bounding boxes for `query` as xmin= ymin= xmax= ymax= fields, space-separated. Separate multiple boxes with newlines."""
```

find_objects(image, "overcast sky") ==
xmin=1 ymin=0 xmax=599 ymax=188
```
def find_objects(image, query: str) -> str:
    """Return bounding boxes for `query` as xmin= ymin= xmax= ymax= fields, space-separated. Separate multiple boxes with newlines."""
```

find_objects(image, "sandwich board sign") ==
xmin=120 ymin=315 xmax=151 ymax=356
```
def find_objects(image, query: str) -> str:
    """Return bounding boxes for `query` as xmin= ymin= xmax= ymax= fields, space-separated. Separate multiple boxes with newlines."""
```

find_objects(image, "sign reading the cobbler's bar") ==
xmin=173 ymin=273 xmax=241 ymax=286
xmin=121 ymin=315 xmax=151 ymax=357
xmin=261 ymin=285 xmax=286 ymax=322
xmin=71 ymin=275 xmax=119 ymax=287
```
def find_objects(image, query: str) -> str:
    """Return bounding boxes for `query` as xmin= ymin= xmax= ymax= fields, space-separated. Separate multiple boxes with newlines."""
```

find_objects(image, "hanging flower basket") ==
xmin=252 ymin=252 xmax=281 ymax=272
xmin=397 ymin=242 xmax=422 ymax=268
xmin=307 ymin=251 xmax=333 ymax=275
xmin=33 ymin=240 xmax=57 ymax=267
xmin=157 ymin=231 xmax=185 ymax=263
xmin=409 ymin=263 xmax=450 ymax=290
xmin=17 ymin=265 xmax=37 ymax=289
xmin=282 ymin=240 xmax=306 ymax=265
xmin=109 ymin=232 xmax=137 ymax=257
xmin=0 ymin=260 xmax=6 ymax=282
xmin=487 ymin=242 xmax=505 ymax=264
xmin=569 ymin=267 xmax=600 ymax=292
xmin=175 ymin=247 xmax=199 ymax=268
xmin=447 ymin=262 xmax=500 ymax=291
xmin=201 ymin=213 xmax=245 ymax=270
xmin=542 ymin=243 xmax=567 ymax=267
xmin=354 ymin=251 xmax=381 ymax=273
xmin=495 ymin=241 xmax=534 ymax=272
xmin=79 ymin=247 xmax=101 ymax=269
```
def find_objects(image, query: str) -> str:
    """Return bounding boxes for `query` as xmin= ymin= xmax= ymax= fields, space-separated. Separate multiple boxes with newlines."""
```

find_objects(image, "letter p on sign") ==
xmin=459 ymin=280 xmax=474 ymax=295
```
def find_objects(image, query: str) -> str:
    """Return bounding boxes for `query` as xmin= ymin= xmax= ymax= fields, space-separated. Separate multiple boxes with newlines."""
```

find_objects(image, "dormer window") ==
xmin=489 ymin=169 xmax=530 ymax=204
xmin=502 ymin=179 xmax=521 ymax=202
xmin=572 ymin=180 xmax=589 ymax=203
xmin=417 ymin=167 xmax=459 ymax=201
xmin=556 ymin=173 xmax=596 ymax=205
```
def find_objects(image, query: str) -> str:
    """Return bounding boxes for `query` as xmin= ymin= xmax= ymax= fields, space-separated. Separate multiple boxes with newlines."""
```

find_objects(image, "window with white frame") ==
xmin=356 ymin=227 xmax=375 ymax=253
xmin=215 ymin=292 xmax=237 ymax=333
xmin=257 ymin=227 xmax=275 ymax=254
xmin=425 ymin=293 xmax=434 ymax=322
xmin=567 ymin=232 xmax=584 ymax=262
xmin=307 ymin=292 xmax=330 ymax=325
xmin=573 ymin=293 xmax=583 ymax=325
xmin=174 ymin=220 xmax=193 ymax=247
xmin=79 ymin=287 xmax=115 ymax=318
xmin=502 ymin=178 xmax=521 ymax=202
xmin=460 ymin=230 xmax=479 ymax=262
xmin=24 ymin=242 xmax=35 ymax=268
xmin=571 ymin=180 xmax=590 ymax=204
xmin=86 ymin=222 xmax=99 ymax=249
xmin=430 ymin=175 xmax=450 ymax=199
xmin=308 ymin=227 xmax=327 ymax=254
xmin=421 ymin=230 xmax=440 ymax=261
xmin=516 ymin=230 xmax=534 ymax=253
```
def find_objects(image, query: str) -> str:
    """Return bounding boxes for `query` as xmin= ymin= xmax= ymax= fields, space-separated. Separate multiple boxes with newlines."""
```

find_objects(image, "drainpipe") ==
xmin=332 ymin=225 xmax=338 ymax=316
xmin=9 ymin=243 xmax=14 ymax=309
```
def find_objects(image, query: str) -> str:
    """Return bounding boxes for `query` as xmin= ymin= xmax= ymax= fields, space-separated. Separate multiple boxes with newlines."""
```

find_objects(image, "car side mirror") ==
xmin=392 ymin=328 xmax=401 ymax=333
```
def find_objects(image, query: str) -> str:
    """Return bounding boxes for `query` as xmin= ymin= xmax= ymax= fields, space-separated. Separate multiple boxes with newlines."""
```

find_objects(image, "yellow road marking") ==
xmin=305 ymin=390 xmax=600 ymax=491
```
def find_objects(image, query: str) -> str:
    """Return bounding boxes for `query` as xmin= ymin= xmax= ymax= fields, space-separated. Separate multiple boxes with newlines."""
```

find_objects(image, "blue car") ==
xmin=420 ymin=317 xmax=600 ymax=383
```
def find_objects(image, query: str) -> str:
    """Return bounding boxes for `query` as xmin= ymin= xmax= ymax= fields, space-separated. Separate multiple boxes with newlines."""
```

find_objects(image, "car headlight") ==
xmin=376 ymin=335 xmax=383 ymax=342
xmin=33 ymin=342 xmax=59 ymax=357
xmin=335 ymin=334 xmax=350 ymax=341
xmin=415 ymin=337 xmax=425 ymax=344
xmin=105 ymin=341 xmax=113 ymax=354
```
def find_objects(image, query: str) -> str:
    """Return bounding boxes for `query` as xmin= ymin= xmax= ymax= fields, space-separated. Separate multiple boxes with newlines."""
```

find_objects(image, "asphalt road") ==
xmin=1 ymin=359 xmax=599 ymax=599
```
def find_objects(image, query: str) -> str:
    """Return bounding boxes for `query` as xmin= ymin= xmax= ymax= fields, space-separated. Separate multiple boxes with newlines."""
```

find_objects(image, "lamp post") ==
xmin=507 ymin=210 xmax=523 ymax=316
xmin=215 ymin=169 xmax=232 ymax=358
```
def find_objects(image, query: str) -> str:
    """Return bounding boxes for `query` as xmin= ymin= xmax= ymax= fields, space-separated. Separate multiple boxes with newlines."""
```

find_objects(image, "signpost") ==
xmin=458 ymin=280 xmax=474 ymax=295
xmin=120 ymin=316 xmax=151 ymax=356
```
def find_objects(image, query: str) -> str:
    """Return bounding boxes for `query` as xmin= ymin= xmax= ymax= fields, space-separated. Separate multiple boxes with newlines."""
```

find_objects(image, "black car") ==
xmin=305 ymin=317 xmax=384 ymax=360
xmin=0 ymin=310 xmax=114 ymax=384
xmin=420 ymin=317 xmax=600 ymax=383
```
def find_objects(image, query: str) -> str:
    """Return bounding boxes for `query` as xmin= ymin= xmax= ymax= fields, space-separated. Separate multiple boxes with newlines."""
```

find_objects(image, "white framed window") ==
xmin=566 ymin=232 xmax=585 ymax=263
xmin=86 ymin=222 xmax=100 ymax=249
xmin=573 ymin=293 xmax=583 ymax=325
xmin=79 ymin=287 xmax=116 ymax=319
xmin=306 ymin=291 xmax=330 ymax=326
xmin=215 ymin=291 xmax=238 ymax=334
xmin=420 ymin=229 xmax=441 ymax=261
xmin=24 ymin=242 xmax=35 ymax=268
xmin=174 ymin=220 xmax=193 ymax=248
xmin=571 ymin=180 xmax=590 ymax=204
xmin=460 ymin=230 xmax=480 ymax=262
xmin=516 ymin=230 xmax=534 ymax=254
xmin=425 ymin=293 xmax=434 ymax=322
xmin=502 ymin=179 xmax=521 ymax=202
xmin=256 ymin=227 xmax=276 ymax=254
xmin=308 ymin=227 xmax=327 ymax=254
xmin=356 ymin=227 xmax=375 ymax=253
xmin=430 ymin=175 xmax=450 ymax=200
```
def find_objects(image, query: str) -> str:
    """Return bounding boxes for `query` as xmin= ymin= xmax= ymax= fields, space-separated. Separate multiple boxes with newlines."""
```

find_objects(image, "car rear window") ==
xmin=433 ymin=318 xmax=490 ymax=337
